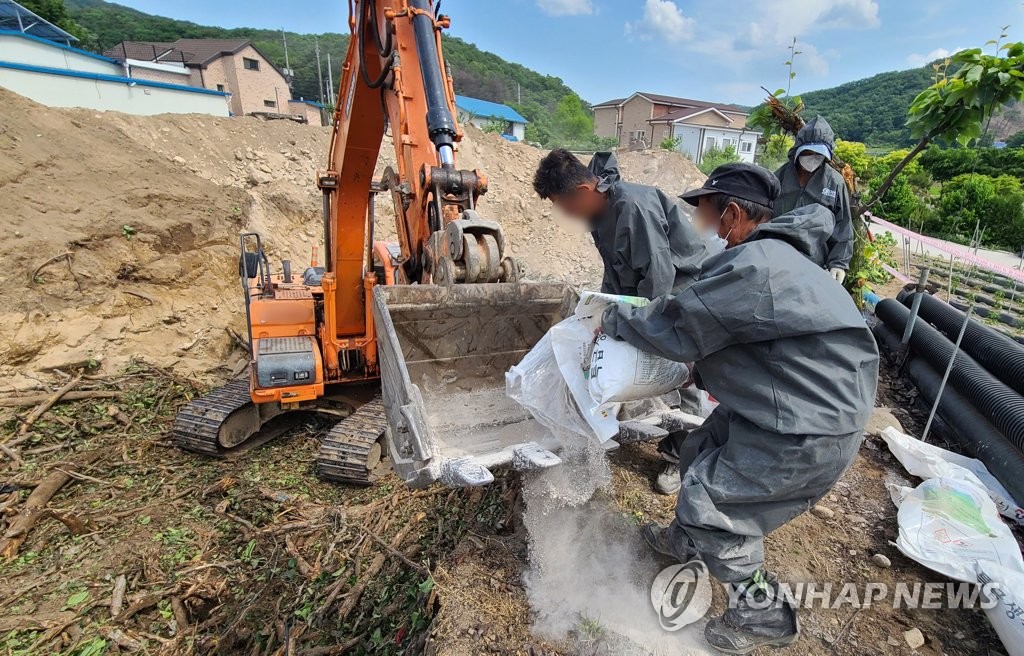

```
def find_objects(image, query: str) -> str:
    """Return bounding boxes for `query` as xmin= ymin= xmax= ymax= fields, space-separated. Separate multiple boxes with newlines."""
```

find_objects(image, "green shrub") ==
xmin=699 ymin=145 xmax=741 ymax=175
xmin=660 ymin=136 xmax=681 ymax=151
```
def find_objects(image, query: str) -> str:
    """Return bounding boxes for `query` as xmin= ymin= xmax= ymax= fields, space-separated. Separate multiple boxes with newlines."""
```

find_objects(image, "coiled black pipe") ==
xmin=876 ymin=298 xmax=1024 ymax=452
xmin=898 ymin=292 xmax=1024 ymax=396
xmin=873 ymin=321 xmax=1024 ymax=505
xmin=906 ymin=355 xmax=1024 ymax=507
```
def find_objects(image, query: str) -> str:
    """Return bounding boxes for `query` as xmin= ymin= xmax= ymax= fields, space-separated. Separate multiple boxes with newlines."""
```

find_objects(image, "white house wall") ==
xmin=462 ymin=113 xmax=526 ymax=141
xmin=672 ymin=124 xmax=758 ymax=164
xmin=0 ymin=66 xmax=230 ymax=116
xmin=0 ymin=33 xmax=229 ymax=117
xmin=0 ymin=34 xmax=116 ymax=75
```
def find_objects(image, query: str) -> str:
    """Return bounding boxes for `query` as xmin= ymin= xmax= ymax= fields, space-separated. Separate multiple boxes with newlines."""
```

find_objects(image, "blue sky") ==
xmin=115 ymin=0 xmax=1022 ymax=105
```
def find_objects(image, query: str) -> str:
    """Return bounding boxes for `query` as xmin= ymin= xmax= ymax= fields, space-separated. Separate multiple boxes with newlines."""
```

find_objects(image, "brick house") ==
xmin=593 ymin=92 xmax=760 ymax=164
xmin=106 ymin=39 xmax=292 ymax=118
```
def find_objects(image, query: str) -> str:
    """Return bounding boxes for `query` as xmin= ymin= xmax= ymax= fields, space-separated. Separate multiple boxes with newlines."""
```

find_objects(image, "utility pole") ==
xmin=517 ymin=82 xmax=521 ymax=104
xmin=281 ymin=29 xmax=294 ymax=89
xmin=314 ymin=36 xmax=325 ymax=106
xmin=327 ymin=52 xmax=335 ymax=103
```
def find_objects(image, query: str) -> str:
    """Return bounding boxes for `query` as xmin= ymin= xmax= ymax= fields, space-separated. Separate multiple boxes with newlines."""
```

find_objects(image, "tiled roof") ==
xmin=105 ymin=38 xmax=255 ymax=67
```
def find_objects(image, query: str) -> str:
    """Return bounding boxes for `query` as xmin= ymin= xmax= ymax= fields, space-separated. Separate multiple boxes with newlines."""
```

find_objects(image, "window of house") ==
xmin=264 ymin=100 xmax=277 ymax=108
xmin=723 ymin=137 xmax=737 ymax=149
xmin=243 ymin=57 xmax=260 ymax=71
xmin=631 ymin=130 xmax=647 ymax=141
xmin=704 ymin=136 xmax=717 ymax=151
xmin=740 ymin=140 xmax=753 ymax=153
xmin=216 ymin=84 xmax=226 ymax=92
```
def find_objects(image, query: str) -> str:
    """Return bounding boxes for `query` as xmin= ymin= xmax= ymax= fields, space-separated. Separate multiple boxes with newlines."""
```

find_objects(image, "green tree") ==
xmin=759 ymin=134 xmax=794 ymax=170
xmin=870 ymin=36 xmax=1024 ymax=208
xmin=833 ymin=140 xmax=870 ymax=178
xmin=936 ymin=173 xmax=1024 ymax=248
xmin=660 ymin=136 xmax=681 ymax=151
xmin=551 ymin=94 xmax=593 ymax=145
xmin=699 ymin=145 xmax=740 ymax=175
xmin=1006 ymin=129 xmax=1024 ymax=148
xmin=20 ymin=0 xmax=93 ymax=47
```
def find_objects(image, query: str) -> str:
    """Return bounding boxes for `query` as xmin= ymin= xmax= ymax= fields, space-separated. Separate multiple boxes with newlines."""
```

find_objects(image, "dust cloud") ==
xmin=521 ymin=437 xmax=714 ymax=655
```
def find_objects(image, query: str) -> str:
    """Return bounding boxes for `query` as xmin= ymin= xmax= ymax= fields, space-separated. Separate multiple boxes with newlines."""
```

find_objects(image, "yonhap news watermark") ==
xmin=726 ymin=580 xmax=1002 ymax=611
xmin=650 ymin=562 xmax=1006 ymax=632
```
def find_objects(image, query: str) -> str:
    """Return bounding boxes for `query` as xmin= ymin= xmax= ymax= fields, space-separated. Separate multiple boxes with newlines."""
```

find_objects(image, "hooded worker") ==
xmin=532 ymin=149 xmax=707 ymax=491
xmin=774 ymin=116 xmax=854 ymax=283
xmin=601 ymin=163 xmax=878 ymax=654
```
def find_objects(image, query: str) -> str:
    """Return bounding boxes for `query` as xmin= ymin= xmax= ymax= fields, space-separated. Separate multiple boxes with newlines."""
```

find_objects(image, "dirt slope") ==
xmin=0 ymin=88 xmax=704 ymax=391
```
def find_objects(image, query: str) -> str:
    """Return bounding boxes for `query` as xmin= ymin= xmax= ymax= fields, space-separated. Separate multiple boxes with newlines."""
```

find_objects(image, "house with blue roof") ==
xmin=455 ymin=95 xmax=528 ymax=142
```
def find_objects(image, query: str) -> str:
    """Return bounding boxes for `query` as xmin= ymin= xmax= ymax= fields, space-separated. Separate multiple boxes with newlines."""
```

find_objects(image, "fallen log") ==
xmin=0 ymin=449 xmax=104 ymax=559
xmin=0 ymin=390 xmax=122 ymax=408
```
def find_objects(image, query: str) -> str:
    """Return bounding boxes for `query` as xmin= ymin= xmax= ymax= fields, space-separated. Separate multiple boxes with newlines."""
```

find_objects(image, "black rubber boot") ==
xmin=704 ymin=570 xmax=799 ymax=654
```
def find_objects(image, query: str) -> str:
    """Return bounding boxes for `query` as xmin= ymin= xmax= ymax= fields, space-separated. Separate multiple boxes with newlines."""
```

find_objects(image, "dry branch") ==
xmin=0 ymin=448 xmax=104 ymax=559
xmin=110 ymin=574 xmax=128 ymax=617
xmin=337 ymin=512 xmax=425 ymax=621
xmin=18 ymin=374 xmax=83 ymax=436
xmin=29 ymin=251 xmax=72 ymax=285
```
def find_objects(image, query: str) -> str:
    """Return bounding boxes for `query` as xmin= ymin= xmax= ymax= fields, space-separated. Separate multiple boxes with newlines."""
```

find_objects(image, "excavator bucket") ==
xmin=373 ymin=283 xmax=577 ymax=487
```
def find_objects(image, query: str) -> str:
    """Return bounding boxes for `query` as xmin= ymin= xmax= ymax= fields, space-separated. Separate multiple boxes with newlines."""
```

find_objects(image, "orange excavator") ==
xmin=174 ymin=0 xmax=689 ymax=487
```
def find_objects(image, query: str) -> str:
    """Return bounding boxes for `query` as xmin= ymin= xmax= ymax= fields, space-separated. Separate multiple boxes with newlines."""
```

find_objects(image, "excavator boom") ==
xmin=173 ymin=0 xmax=526 ymax=486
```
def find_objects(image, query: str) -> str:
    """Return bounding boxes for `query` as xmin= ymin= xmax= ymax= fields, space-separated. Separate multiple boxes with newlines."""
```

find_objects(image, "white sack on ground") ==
xmin=881 ymin=426 xmax=1024 ymax=526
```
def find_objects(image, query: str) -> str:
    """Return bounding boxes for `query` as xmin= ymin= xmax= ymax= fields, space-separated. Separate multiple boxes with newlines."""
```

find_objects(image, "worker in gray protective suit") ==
xmin=774 ymin=116 xmax=854 ymax=283
xmin=601 ymin=163 xmax=879 ymax=654
xmin=532 ymin=149 xmax=706 ymax=298
xmin=532 ymin=149 xmax=707 ymax=489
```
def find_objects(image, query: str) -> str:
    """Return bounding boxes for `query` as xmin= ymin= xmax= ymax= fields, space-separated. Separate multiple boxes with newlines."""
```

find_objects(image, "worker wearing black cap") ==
xmin=601 ymin=163 xmax=879 ymax=654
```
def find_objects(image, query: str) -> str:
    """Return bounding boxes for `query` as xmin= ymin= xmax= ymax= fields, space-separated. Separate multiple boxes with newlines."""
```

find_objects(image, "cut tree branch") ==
xmin=862 ymin=136 xmax=931 ymax=211
xmin=18 ymin=374 xmax=83 ymax=436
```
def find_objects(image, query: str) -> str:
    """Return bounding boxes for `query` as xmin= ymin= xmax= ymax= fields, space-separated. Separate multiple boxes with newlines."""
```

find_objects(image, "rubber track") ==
xmin=172 ymin=379 xmax=253 ymax=456
xmin=316 ymin=397 xmax=387 ymax=485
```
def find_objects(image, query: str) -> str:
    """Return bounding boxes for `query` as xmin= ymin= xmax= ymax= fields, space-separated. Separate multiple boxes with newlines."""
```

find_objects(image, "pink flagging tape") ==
xmin=882 ymin=264 xmax=912 ymax=284
xmin=869 ymin=214 xmax=1024 ymax=285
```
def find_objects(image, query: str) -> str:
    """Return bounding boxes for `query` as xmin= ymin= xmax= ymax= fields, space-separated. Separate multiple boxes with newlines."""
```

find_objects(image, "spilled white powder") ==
xmin=521 ymin=437 xmax=714 ymax=655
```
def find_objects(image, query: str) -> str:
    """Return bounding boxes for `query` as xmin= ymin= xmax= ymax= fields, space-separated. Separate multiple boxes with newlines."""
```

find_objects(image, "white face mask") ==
xmin=798 ymin=152 xmax=826 ymax=172
xmin=699 ymin=209 xmax=733 ymax=256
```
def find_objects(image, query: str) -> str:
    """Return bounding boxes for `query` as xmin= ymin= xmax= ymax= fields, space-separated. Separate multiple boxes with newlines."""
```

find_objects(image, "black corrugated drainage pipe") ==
xmin=898 ymin=292 xmax=1024 ymax=396
xmin=876 ymin=298 xmax=1024 ymax=452
xmin=906 ymin=355 xmax=1024 ymax=507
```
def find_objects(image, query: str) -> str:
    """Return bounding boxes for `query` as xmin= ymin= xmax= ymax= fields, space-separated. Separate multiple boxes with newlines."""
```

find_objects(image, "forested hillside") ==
xmin=63 ymin=0 xmax=581 ymax=138
xmin=799 ymin=66 xmax=935 ymax=147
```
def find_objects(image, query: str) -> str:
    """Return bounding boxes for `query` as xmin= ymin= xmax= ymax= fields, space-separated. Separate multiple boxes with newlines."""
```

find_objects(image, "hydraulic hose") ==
xmin=898 ymin=292 xmax=1024 ymax=396
xmin=906 ymin=355 xmax=1024 ymax=507
xmin=876 ymin=298 xmax=1024 ymax=452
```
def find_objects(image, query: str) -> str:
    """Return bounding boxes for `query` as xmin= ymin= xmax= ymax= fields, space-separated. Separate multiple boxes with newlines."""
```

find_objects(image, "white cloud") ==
xmin=746 ymin=0 xmax=879 ymax=48
xmin=535 ymin=0 xmax=593 ymax=16
xmin=906 ymin=47 xmax=963 ymax=67
xmin=625 ymin=0 xmax=695 ymax=44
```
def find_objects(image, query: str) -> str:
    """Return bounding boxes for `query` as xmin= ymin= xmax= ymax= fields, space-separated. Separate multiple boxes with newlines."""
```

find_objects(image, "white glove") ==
xmin=830 ymin=268 xmax=847 ymax=284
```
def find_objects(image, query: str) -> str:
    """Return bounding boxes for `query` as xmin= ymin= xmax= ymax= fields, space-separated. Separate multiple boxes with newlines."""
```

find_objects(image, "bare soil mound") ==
xmin=0 ymin=88 xmax=704 ymax=391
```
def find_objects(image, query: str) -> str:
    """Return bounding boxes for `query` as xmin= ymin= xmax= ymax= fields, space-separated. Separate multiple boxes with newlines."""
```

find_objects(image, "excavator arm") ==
xmin=317 ymin=0 xmax=517 ymax=353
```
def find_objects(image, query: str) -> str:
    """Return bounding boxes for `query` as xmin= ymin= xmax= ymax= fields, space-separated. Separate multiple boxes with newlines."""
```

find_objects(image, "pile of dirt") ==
xmin=0 ymin=87 xmax=704 ymax=391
